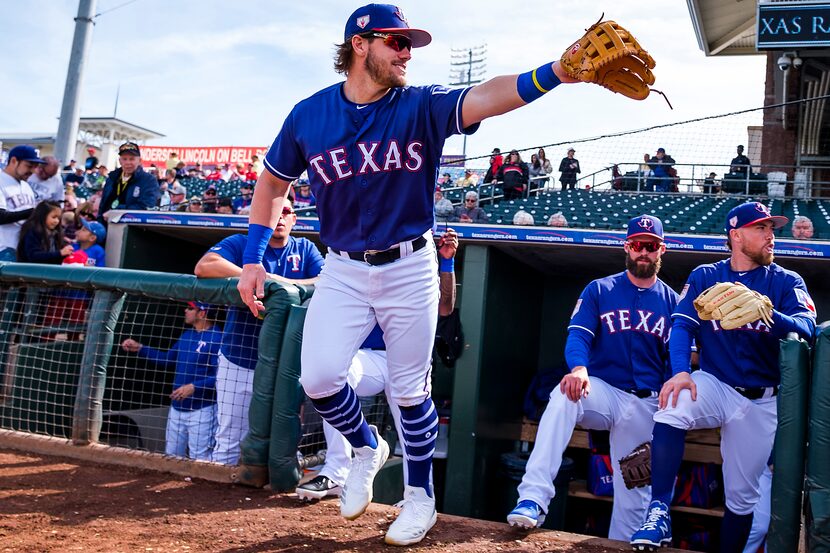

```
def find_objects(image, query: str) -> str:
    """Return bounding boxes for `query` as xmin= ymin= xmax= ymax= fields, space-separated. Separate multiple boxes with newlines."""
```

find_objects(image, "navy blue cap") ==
xmin=344 ymin=4 xmax=431 ymax=47
xmin=8 ymin=145 xmax=45 ymax=164
xmin=725 ymin=202 xmax=788 ymax=233
xmin=627 ymin=215 xmax=664 ymax=241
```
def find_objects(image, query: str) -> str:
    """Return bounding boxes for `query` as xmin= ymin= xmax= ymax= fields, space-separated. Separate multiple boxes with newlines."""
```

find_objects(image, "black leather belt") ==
xmin=734 ymin=386 xmax=778 ymax=400
xmin=626 ymin=389 xmax=657 ymax=399
xmin=332 ymin=236 xmax=427 ymax=266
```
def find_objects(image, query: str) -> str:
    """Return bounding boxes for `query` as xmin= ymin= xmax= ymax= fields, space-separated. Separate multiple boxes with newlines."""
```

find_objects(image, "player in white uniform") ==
xmin=0 ymin=145 xmax=40 ymax=261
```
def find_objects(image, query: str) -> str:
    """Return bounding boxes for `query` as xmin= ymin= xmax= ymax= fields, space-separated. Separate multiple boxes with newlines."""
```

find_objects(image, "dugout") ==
xmin=104 ymin=211 xmax=830 ymax=527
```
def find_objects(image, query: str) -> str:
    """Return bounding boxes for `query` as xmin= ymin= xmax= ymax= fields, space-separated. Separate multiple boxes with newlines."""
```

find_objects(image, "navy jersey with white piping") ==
xmin=566 ymin=271 xmax=678 ymax=391
xmin=672 ymin=259 xmax=816 ymax=387
xmin=264 ymin=83 xmax=478 ymax=252
xmin=208 ymin=234 xmax=324 ymax=369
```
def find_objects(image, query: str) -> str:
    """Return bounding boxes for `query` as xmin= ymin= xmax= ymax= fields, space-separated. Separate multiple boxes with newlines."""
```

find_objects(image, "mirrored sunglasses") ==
xmin=627 ymin=241 xmax=661 ymax=253
xmin=364 ymin=32 xmax=412 ymax=52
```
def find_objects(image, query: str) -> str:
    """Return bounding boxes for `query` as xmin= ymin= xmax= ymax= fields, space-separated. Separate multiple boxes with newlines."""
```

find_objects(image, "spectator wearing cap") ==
xmin=647 ymin=147 xmax=676 ymax=193
xmin=28 ymin=156 xmax=65 ymax=203
xmin=73 ymin=219 xmax=106 ymax=267
xmin=202 ymin=187 xmax=218 ymax=213
xmin=497 ymin=150 xmax=529 ymax=201
xmin=84 ymin=147 xmax=99 ymax=172
xmin=703 ymin=172 xmax=719 ymax=194
xmin=558 ymin=148 xmax=580 ymax=191
xmin=187 ymin=196 xmax=203 ymax=213
xmin=194 ymin=197 xmax=324 ymax=464
xmin=99 ymin=142 xmax=160 ymax=222
xmin=451 ymin=191 xmax=489 ymax=224
xmin=233 ymin=183 xmax=254 ymax=214
xmin=791 ymin=216 xmax=815 ymax=240
xmin=294 ymin=179 xmax=316 ymax=209
xmin=434 ymin=186 xmax=454 ymax=222
xmin=0 ymin=145 xmax=41 ymax=260
xmin=484 ymin=147 xmax=504 ymax=184
xmin=121 ymin=301 xmax=223 ymax=461
xmin=169 ymin=182 xmax=187 ymax=209
xmin=513 ymin=209 xmax=534 ymax=226
xmin=457 ymin=168 xmax=479 ymax=188
xmin=63 ymin=159 xmax=76 ymax=172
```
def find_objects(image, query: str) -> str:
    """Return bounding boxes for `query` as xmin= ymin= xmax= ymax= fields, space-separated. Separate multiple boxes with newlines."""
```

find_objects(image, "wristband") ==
xmin=439 ymin=257 xmax=454 ymax=273
xmin=242 ymin=223 xmax=274 ymax=265
xmin=517 ymin=62 xmax=561 ymax=103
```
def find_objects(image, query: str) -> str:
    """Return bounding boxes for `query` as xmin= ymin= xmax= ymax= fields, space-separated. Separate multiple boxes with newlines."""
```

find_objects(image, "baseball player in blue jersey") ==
xmin=236 ymin=4 xmax=581 ymax=545
xmin=507 ymin=215 xmax=678 ymax=540
xmin=297 ymin=229 xmax=458 ymax=501
xmin=195 ymin=198 xmax=324 ymax=465
xmin=121 ymin=302 xmax=223 ymax=461
xmin=631 ymin=202 xmax=817 ymax=552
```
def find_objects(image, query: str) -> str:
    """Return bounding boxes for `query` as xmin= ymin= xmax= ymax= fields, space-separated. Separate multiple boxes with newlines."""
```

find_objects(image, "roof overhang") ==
xmin=78 ymin=117 xmax=165 ymax=143
xmin=687 ymin=0 xmax=763 ymax=56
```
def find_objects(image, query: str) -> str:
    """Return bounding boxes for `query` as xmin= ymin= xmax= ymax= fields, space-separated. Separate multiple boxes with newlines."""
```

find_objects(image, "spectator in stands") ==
xmin=485 ymin=147 xmax=504 ymax=184
xmin=121 ymin=302 xmax=222 ymax=461
xmin=99 ymin=142 xmax=160 ymax=222
xmin=93 ymin=165 xmax=109 ymax=189
xmin=62 ymin=159 xmax=76 ymax=172
xmin=187 ymin=197 xmax=203 ymax=213
xmin=498 ymin=150 xmax=529 ymax=200
xmin=792 ymin=216 xmax=815 ymax=240
xmin=217 ymin=198 xmax=234 ymax=214
xmin=637 ymin=153 xmax=652 ymax=190
xmin=166 ymin=152 xmax=180 ymax=171
xmin=244 ymin=163 xmax=258 ymax=182
xmin=219 ymin=163 xmax=232 ymax=181
xmin=63 ymin=201 xmax=96 ymax=242
xmin=294 ymin=178 xmax=316 ymax=209
xmin=233 ymin=183 xmax=254 ymax=214
xmin=558 ymin=148 xmax=580 ymax=190
xmin=547 ymin=212 xmax=568 ymax=227
xmin=438 ymin=172 xmax=453 ymax=187
xmin=434 ymin=186 xmax=454 ymax=223
xmin=169 ymin=182 xmax=186 ymax=204
xmin=730 ymin=145 xmax=751 ymax=177
xmin=17 ymin=201 xmax=73 ymax=263
xmin=84 ymin=147 xmax=99 ymax=172
xmin=175 ymin=161 xmax=187 ymax=180
xmin=202 ymin=187 xmax=218 ymax=213
xmin=703 ymin=172 xmax=719 ymax=194
xmin=86 ymin=179 xmax=104 ymax=217
xmin=251 ymin=155 xmax=264 ymax=177
xmin=64 ymin=186 xmax=79 ymax=212
xmin=205 ymin=166 xmax=223 ymax=181
xmin=647 ymin=147 xmax=676 ymax=193
xmin=65 ymin=167 xmax=85 ymax=186
xmin=457 ymin=168 xmax=479 ymax=187
xmin=451 ymin=191 xmax=489 ymax=223
xmin=73 ymin=219 xmax=106 ymax=267
xmin=513 ymin=209 xmax=535 ymax=226
xmin=529 ymin=154 xmax=549 ymax=190
xmin=28 ymin=156 xmax=64 ymax=203
xmin=537 ymin=148 xmax=553 ymax=178
xmin=194 ymin=197 xmax=324 ymax=465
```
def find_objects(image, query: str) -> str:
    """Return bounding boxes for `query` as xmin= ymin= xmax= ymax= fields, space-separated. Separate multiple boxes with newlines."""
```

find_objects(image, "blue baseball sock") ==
xmin=720 ymin=507 xmax=753 ymax=553
xmin=310 ymin=385 xmax=377 ymax=449
xmin=399 ymin=398 xmax=438 ymax=497
xmin=651 ymin=422 xmax=686 ymax=506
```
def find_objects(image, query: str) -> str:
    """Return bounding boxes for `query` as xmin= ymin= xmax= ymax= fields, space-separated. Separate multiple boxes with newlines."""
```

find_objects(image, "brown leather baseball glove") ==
xmin=618 ymin=441 xmax=651 ymax=489
xmin=560 ymin=16 xmax=657 ymax=101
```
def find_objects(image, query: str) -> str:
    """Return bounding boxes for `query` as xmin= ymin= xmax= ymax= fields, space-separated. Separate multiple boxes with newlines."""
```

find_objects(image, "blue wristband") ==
xmin=517 ymin=62 xmax=561 ymax=103
xmin=242 ymin=223 xmax=274 ymax=265
xmin=439 ymin=257 xmax=454 ymax=273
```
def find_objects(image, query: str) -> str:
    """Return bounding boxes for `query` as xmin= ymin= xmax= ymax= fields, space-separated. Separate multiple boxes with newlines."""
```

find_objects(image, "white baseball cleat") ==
xmin=385 ymin=486 xmax=438 ymax=546
xmin=339 ymin=425 xmax=389 ymax=520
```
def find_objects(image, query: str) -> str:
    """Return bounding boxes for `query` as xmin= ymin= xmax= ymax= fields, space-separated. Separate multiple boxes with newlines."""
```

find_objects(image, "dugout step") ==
xmin=568 ymin=480 xmax=724 ymax=518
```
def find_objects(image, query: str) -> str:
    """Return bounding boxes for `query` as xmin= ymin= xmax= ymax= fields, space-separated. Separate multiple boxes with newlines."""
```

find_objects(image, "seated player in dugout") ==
xmin=296 ymin=228 xmax=462 ymax=501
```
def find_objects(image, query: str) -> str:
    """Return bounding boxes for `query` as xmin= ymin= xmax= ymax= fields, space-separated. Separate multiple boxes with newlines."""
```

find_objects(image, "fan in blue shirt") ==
xmin=121 ymin=301 xmax=223 ymax=461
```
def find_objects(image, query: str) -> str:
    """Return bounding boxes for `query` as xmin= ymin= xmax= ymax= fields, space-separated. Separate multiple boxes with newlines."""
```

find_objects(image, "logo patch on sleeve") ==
xmin=795 ymin=288 xmax=816 ymax=313
xmin=571 ymin=298 xmax=582 ymax=318
xmin=679 ymin=283 xmax=690 ymax=301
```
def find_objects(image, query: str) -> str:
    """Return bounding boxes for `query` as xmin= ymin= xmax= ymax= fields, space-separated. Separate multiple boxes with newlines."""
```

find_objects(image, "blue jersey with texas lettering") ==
xmin=209 ymin=234 xmax=324 ymax=369
xmin=672 ymin=259 xmax=816 ymax=387
xmin=566 ymin=271 xmax=678 ymax=391
xmin=264 ymin=83 xmax=478 ymax=252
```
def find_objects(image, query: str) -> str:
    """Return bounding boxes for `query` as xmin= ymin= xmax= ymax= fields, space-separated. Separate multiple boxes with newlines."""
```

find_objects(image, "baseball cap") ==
xmin=492 ymin=148 xmax=501 ymax=154
xmin=187 ymin=301 xmax=211 ymax=311
xmin=567 ymin=147 xmax=575 ymax=153
xmin=298 ymin=177 xmax=309 ymax=186
xmin=725 ymin=202 xmax=788 ymax=233
xmin=8 ymin=145 xmax=46 ymax=164
xmin=189 ymin=196 xmax=202 ymax=204
xmin=81 ymin=220 xmax=107 ymax=244
xmin=627 ymin=215 xmax=664 ymax=241
xmin=118 ymin=142 xmax=141 ymax=156
xmin=657 ymin=147 xmax=666 ymax=153
xmin=434 ymin=185 xmax=442 ymax=193
xmin=344 ymin=4 xmax=431 ymax=47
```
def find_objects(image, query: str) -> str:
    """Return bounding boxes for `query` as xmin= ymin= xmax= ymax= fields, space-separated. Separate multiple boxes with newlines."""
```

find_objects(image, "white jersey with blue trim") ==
xmin=672 ymin=259 xmax=816 ymax=387
xmin=264 ymin=82 xmax=478 ymax=252
xmin=567 ymin=271 xmax=679 ymax=391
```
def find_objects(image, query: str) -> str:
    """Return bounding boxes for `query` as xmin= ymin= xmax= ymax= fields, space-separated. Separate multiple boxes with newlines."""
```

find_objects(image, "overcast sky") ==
xmin=1 ymin=0 xmax=767 ymax=169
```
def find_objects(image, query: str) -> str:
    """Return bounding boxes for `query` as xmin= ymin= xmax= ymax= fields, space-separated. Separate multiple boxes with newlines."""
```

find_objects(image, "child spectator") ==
xmin=73 ymin=220 xmax=106 ymax=267
xmin=17 ymin=201 xmax=74 ymax=263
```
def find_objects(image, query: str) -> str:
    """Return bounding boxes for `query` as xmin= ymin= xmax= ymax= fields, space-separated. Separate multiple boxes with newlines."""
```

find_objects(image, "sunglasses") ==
xmin=627 ymin=241 xmax=662 ymax=253
xmin=281 ymin=207 xmax=295 ymax=216
xmin=363 ymin=32 xmax=412 ymax=52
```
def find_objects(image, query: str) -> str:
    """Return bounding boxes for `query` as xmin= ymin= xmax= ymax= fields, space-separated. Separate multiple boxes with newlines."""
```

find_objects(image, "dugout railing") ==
xmin=0 ymin=263 xmax=392 ymax=492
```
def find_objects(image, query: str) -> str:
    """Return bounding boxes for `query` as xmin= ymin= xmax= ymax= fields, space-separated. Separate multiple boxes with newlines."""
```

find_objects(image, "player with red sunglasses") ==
xmin=508 ymin=215 xmax=679 ymax=541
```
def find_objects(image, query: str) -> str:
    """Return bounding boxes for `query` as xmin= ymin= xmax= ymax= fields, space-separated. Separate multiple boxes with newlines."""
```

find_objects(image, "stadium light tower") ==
xmin=449 ymin=45 xmax=486 ymax=164
xmin=55 ymin=0 xmax=98 ymax=167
